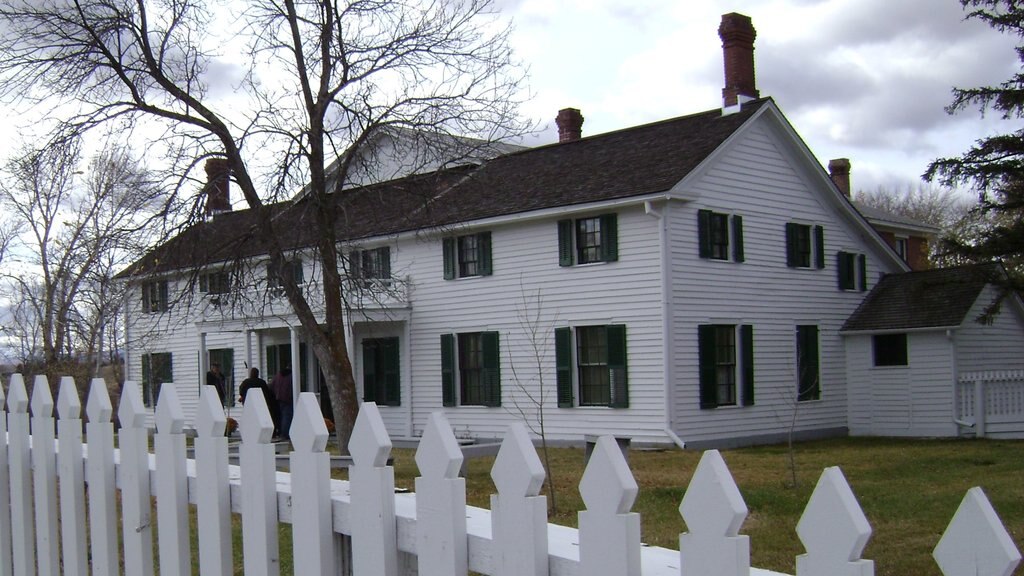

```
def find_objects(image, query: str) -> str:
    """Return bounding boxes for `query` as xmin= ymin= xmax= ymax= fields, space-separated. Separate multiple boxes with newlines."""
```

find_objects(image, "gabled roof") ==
xmin=841 ymin=263 xmax=1006 ymax=332
xmin=119 ymin=99 xmax=770 ymax=278
xmin=853 ymin=202 xmax=941 ymax=236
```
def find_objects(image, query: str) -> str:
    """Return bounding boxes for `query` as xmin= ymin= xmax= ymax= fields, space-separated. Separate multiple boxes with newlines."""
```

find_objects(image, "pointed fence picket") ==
xmin=0 ymin=372 xmax=1020 ymax=576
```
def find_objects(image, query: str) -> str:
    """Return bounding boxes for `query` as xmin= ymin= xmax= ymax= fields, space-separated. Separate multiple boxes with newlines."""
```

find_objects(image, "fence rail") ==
xmin=957 ymin=370 xmax=1024 ymax=437
xmin=2 ymin=373 xmax=1022 ymax=576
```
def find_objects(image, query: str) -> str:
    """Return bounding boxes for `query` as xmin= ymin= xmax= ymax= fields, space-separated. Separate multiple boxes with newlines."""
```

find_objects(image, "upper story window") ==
xmin=267 ymin=259 xmax=304 ymax=296
xmin=558 ymin=213 xmax=618 ymax=266
xmin=785 ymin=223 xmax=825 ymax=269
xmin=873 ymin=333 xmax=908 ymax=367
xmin=698 ymin=324 xmax=754 ymax=409
xmin=894 ymin=237 xmax=909 ymax=262
xmin=443 ymin=232 xmax=492 ymax=279
xmin=836 ymin=251 xmax=868 ymax=291
xmin=199 ymin=271 xmax=231 ymax=295
xmin=350 ymin=247 xmax=392 ymax=287
xmin=440 ymin=331 xmax=501 ymax=406
xmin=142 ymin=280 xmax=169 ymax=314
xmin=698 ymin=210 xmax=744 ymax=262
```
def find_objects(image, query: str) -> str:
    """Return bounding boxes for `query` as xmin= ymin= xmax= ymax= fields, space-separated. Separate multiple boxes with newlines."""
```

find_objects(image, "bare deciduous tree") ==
xmin=0 ymin=137 xmax=163 ymax=385
xmin=0 ymin=0 xmax=527 ymax=451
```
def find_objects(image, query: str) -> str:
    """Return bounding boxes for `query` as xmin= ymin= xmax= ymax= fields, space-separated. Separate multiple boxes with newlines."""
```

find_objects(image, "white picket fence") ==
xmin=958 ymin=370 xmax=1024 ymax=438
xmin=2 ymin=373 xmax=1022 ymax=576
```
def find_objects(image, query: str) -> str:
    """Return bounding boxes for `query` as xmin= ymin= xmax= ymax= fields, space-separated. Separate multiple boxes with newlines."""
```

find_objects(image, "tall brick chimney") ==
xmin=828 ymin=158 xmax=852 ymax=198
xmin=204 ymin=158 xmax=231 ymax=216
xmin=556 ymin=108 xmax=584 ymax=143
xmin=719 ymin=13 xmax=759 ymax=107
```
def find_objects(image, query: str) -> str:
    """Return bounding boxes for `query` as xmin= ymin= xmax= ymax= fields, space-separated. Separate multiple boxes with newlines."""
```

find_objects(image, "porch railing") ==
xmin=957 ymin=370 xmax=1024 ymax=437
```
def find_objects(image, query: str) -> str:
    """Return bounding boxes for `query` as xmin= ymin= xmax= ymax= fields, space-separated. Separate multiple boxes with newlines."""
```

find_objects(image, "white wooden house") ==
xmin=118 ymin=13 xmax=1024 ymax=447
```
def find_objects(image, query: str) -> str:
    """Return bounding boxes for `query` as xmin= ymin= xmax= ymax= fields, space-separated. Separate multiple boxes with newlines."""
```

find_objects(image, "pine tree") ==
xmin=925 ymin=0 xmax=1024 ymax=284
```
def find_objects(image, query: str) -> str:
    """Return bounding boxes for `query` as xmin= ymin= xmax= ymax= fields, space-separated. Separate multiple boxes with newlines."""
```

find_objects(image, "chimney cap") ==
xmin=555 ymin=108 xmax=584 ymax=143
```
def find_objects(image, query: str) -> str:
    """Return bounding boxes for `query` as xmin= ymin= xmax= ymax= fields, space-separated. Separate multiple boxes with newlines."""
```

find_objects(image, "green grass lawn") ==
xmin=332 ymin=437 xmax=1023 ymax=576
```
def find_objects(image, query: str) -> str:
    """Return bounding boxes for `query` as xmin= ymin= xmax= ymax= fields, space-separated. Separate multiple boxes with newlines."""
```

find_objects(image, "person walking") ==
xmin=207 ymin=362 xmax=227 ymax=407
xmin=271 ymin=366 xmax=294 ymax=440
xmin=240 ymin=367 xmax=279 ymax=434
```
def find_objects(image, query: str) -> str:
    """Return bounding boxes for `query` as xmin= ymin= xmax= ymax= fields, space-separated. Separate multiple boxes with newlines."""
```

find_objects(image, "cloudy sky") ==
xmin=502 ymin=0 xmax=1022 ymax=194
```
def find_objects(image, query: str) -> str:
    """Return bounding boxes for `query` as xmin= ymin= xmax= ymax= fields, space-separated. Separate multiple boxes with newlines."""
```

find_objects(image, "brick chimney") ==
xmin=556 ymin=108 xmax=584 ymax=143
xmin=719 ymin=13 xmax=759 ymax=107
xmin=828 ymin=158 xmax=852 ymax=198
xmin=204 ymin=158 xmax=231 ymax=216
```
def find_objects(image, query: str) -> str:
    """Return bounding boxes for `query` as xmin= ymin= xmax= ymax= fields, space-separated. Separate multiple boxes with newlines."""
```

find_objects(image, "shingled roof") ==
xmin=118 ymin=99 xmax=769 ymax=279
xmin=841 ymin=263 xmax=1006 ymax=332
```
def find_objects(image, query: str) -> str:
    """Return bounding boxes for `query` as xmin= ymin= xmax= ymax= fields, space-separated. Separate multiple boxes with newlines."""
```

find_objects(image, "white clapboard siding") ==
xmin=1 ymin=373 xmax=1022 ymax=576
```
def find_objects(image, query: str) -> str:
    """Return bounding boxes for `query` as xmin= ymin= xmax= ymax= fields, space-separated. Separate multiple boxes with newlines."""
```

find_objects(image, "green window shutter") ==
xmin=383 ymin=338 xmax=400 ymax=406
xmin=798 ymin=326 xmax=820 ymax=402
xmin=858 ymin=254 xmax=867 ymax=291
xmin=362 ymin=341 xmax=377 ymax=403
xmin=785 ymin=223 xmax=798 ymax=268
xmin=837 ymin=251 xmax=852 ymax=290
xmin=141 ymin=354 xmax=152 ymax=406
xmin=698 ymin=325 xmax=718 ymax=409
xmin=607 ymin=324 xmax=628 ymax=408
xmin=381 ymin=247 xmax=392 ymax=279
xmin=142 ymin=284 xmax=151 ymax=311
xmin=697 ymin=210 xmax=712 ymax=258
xmin=292 ymin=260 xmax=304 ymax=284
xmin=814 ymin=226 xmax=825 ymax=269
xmin=199 ymin=274 xmax=208 ymax=293
xmin=557 ymin=219 xmax=574 ymax=266
xmin=482 ymin=332 xmax=501 ymax=407
xmin=555 ymin=327 xmax=574 ymax=407
xmin=478 ymin=232 xmax=493 ymax=276
xmin=442 ymin=238 xmax=456 ymax=280
xmin=350 ymin=250 xmax=363 ymax=280
xmin=158 ymin=281 xmax=169 ymax=311
xmin=441 ymin=334 xmax=455 ymax=406
xmin=740 ymin=325 xmax=754 ymax=406
xmin=601 ymin=213 xmax=618 ymax=262
xmin=732 ymin=215 xmax=745 ymax=262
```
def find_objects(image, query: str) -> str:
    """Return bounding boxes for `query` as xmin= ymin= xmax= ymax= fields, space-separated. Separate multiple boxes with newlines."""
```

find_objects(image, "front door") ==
xmin=362 ymin=337 xmax=400 ymax=406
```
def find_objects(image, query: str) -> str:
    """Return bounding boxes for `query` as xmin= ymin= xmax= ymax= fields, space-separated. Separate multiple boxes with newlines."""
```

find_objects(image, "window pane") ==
xmin=795 ymin=225 xmax=812 ymax=267
xmin=873 ymin=333 xmax=908 ymax=366
xmin=577 ymin=326 xmax=610 ymax=406
xmin=714 ymin=326 xmax=736 ymax=406
xmin=710 ymin=213 xmax=729 ymax=260
xmin=576 ymin=217 xmax=603 ymax=264
xmin=458 ymin=235 xmax=479 ymax=277
xmin=459 ymin=333 xmax=485 ymax=405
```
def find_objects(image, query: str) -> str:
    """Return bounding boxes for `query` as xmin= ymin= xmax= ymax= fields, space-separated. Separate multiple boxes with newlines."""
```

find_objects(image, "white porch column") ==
xmin=199 ymin=332 xmax=209 ymax=382
xmin=256 ymin=331 xmax=265 ymax=375
xmin=289 ymin=327 xmax=301 ymax=405
xmin=245 ymin=330 xmax=254 ymax=374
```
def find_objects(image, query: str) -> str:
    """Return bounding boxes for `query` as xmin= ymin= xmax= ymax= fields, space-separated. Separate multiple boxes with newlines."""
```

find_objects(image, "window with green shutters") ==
xmin=698 ymin=324 xmax=754 ymax=409
xmin=697 ymin=210 xmax=744 ymax=262
xmin=443 ymin=232 xmax=492 ymax=279
xmin=350 ymin=246 xmax=392 ymax=288
xmin=557 ymin=213 xmax=618 ymax=266
xmin=836 ymin=251 xmax=868 ymax=291
xmin=555 ymin=324 xmax=628 ymax=408
xmin=267 ymin=258 xmax=304 ymax=297
xmin=785 ymin=223 xmax=824 ymax=269
xmin=142 ymin=280 xmax=169 ymax=313
xmin=796 ymin=325 xmax=820 ymax=401
xmin=141 ymin=352 xmax=173 ymax=407
xmin=439 ymin=331 xmax=500 ymax=406
xmin=362 ymin=337 xmax=400 ymax=406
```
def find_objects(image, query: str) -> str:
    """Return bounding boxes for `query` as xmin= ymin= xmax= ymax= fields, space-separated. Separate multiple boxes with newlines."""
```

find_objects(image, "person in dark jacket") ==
xmin=239 ymin=367 xmax=279 ymax=433
xmin=206 ymin=363 xmax=227 ymax=406
xmin=271 ymin=367 xmax=294 ymax=440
